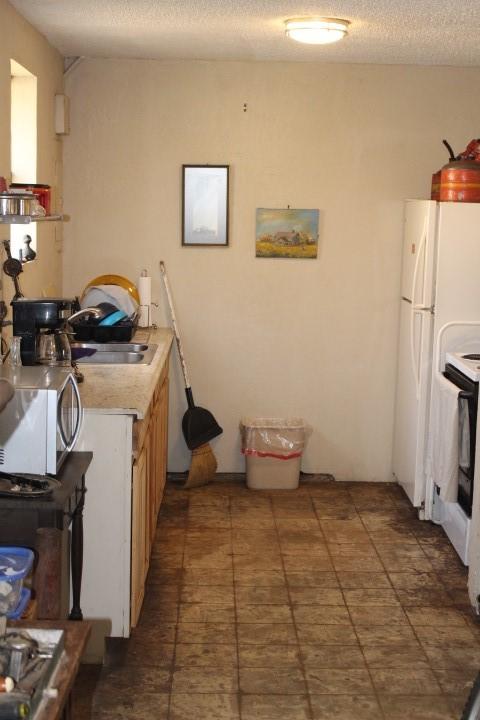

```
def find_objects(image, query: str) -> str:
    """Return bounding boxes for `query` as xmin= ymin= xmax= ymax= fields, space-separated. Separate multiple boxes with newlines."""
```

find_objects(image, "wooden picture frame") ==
xmin=182 ymin=165 xmax=229 ymax=246
xmin=255 ymin=208 xmax=319 ymax=259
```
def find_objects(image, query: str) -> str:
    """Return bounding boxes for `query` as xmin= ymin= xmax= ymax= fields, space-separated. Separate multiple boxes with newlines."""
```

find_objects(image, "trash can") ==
xmin=240 ymin=417 xmax=309 ymax=490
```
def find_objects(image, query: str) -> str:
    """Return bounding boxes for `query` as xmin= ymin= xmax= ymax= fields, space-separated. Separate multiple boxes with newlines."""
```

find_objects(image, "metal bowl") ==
xmin=0 ymin=193 xmax=35 ymax=216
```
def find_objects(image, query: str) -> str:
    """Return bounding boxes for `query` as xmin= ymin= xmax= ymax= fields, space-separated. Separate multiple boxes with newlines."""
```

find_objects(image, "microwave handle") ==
xmin=66 ymin=376 xmax=83 ymax=452
xmin=57 ymin=395 xmax=69 ymax=449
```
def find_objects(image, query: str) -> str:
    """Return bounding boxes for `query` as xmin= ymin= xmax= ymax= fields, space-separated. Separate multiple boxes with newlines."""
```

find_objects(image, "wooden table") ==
xmin=9 ymin=620 xmax=92 ymax=720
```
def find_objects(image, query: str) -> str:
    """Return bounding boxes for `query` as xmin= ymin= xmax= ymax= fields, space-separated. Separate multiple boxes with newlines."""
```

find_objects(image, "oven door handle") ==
xmin=459 ymin=390 xmax=474 ymax=400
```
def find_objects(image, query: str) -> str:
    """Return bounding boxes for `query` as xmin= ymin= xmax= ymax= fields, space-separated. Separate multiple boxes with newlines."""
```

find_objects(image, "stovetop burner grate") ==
xmin=0 ymin=472 xmax=60 ymax=497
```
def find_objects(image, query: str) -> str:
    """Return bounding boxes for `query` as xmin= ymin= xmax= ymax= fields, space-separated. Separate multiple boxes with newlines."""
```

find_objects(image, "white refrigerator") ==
xmin=393 ymin=199 xmax=480 ymax=515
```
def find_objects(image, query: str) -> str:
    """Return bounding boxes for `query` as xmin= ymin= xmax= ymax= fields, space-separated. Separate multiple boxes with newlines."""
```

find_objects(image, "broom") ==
xmin=159 ymin=261 xmax=223 ymax=488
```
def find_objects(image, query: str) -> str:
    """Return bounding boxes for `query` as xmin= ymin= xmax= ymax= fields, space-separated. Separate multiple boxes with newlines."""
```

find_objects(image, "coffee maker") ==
xmin=12 ymin=298 xmax=77 ymax=366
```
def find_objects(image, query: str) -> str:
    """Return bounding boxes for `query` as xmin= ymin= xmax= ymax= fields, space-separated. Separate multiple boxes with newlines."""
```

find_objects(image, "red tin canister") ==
xmin=431 ymin=171 xmax=441 ymax=201
xmin=439 ymin=162 xmax=480 ymax=203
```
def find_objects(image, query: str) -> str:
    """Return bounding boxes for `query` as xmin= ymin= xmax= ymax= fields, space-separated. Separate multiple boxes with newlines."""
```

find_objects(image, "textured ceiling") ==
xmin=9 ymin=0 xmax=480 ymax=66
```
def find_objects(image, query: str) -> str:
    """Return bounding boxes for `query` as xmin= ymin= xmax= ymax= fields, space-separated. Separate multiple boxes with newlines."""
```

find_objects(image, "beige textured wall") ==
xmin=63 ymin=58 xmax=480 ymax=479
xmin=0 ymin=0 xmax=63 ymax=303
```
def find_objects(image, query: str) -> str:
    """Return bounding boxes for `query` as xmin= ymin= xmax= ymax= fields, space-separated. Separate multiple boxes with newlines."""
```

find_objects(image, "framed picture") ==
xmin=182 ymin=165 xmax=229 ymax=246
xmin=255 ymin=208 xmax=319 ymax=259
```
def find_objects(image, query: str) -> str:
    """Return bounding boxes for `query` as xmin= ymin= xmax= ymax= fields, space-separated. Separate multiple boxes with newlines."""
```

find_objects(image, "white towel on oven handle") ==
xmin=426 ymin=374 xmax=460 ymax=503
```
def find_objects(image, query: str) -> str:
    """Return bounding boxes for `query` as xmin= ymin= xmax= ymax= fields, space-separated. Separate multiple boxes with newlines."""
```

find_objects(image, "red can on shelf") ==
xmin=431 ymin=170 xmax=441 ymax=201
xmin=9 ymin=183 xmax=51 ymax=214
xmin=439 ymin=164 xmax=480 ymax=203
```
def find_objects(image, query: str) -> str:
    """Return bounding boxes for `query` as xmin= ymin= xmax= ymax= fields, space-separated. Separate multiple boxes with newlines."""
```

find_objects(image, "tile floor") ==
xmin=73 ymin=476 xmax=480 ymax=720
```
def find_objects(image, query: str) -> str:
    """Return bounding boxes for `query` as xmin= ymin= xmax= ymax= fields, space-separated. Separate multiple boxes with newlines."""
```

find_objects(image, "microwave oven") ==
xmin=0 ymin=366 xmax=82 ymax=475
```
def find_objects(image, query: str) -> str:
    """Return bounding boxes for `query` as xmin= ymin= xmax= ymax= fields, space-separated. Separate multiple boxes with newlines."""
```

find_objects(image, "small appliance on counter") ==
xmin=12 ymin=298 xmax=77 ymax=366
xmin=0 ymin=365 xmax=82 ymax=476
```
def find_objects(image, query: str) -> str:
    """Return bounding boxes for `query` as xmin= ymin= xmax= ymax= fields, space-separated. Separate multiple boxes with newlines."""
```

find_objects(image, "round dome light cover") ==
xmin=285 ymin=17 xmax=350 ymax=45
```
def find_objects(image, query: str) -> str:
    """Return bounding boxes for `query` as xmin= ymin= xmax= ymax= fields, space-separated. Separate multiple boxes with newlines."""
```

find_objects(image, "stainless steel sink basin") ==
xmin=71 ymin=343 xmax=158 ymax=365
xmin=71 ymin=342 xmax=149 ymax=352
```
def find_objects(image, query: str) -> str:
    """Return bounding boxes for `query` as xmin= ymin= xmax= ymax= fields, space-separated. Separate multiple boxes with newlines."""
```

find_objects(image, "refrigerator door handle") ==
xmin=410 ymin=216 xmax=428 ymax=306
xmin=410 ymin=309 xmax=422 ymax=401
xmin=413 ymin=304 xmax=434 ymax=313
xmin=409 ymin=217 xmax=430 ymax=401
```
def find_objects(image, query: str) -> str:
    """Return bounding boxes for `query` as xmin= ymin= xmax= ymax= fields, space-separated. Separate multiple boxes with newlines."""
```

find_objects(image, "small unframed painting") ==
xmin=255 ymin=208 xmax=319 ymax=259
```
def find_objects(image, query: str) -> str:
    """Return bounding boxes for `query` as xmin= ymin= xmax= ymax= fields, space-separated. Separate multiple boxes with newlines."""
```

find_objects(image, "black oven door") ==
xmin=444 ymin=363 xmax=478 ymax=517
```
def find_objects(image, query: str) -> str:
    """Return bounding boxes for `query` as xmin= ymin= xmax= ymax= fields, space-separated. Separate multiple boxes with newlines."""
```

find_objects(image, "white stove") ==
xmin=445 ymin=352 xmax=480 ymax=382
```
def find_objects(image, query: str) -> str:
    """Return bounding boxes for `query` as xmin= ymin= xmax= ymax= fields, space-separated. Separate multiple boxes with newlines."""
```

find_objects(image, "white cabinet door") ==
xmin=74 ymin=412 xmax=133 ymax=661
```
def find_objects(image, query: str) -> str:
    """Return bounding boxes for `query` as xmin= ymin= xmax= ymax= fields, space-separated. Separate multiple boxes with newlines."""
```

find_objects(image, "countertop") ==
xmin=78 ymin=326 xmax=173 ymax=418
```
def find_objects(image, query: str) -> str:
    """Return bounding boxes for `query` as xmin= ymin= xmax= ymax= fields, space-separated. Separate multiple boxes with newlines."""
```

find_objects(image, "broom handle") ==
xmin=159 ymin=261 xmax=192 ymax=391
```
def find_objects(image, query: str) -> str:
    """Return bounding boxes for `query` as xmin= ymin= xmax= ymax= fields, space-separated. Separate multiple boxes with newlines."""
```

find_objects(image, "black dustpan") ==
xmin=160 ymin=262 xmax=223 ymax=451
xmin=182 ymin=388 xmax=223 ymax=450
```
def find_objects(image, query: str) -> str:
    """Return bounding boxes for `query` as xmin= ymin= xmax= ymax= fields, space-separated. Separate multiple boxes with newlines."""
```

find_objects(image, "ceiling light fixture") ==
xmin=285 ymin=17 xmax=350 ymax=45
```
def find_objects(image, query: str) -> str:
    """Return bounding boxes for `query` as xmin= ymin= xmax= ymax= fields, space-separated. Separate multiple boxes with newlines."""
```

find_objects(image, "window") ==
xmin=10 ymin=59 xmax=37 ymax=261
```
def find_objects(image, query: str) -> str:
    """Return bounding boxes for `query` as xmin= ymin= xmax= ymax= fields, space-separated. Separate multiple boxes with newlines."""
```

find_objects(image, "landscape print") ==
xmin=256 ymin=208 xmax=319 ymax=259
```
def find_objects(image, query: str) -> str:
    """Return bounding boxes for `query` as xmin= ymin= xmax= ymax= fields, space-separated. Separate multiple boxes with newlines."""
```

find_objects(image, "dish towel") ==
xmin=426 ymin=374 xmax=460 ymax=503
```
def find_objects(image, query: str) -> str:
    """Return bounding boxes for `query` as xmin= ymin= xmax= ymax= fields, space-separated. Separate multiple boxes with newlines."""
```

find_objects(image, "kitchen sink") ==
xmin=71 ymin=342 xmax=149 ymax=352
xmin=71 ymin=342 xmax=158 ymax=365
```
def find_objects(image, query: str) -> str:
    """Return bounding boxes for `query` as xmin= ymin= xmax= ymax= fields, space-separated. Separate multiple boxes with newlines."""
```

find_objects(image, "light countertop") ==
xmin=78 ymin=327 xmax=174 ymax=418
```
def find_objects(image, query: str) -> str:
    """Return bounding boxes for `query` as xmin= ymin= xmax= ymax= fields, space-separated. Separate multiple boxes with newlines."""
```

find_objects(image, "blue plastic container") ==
xmin=0 ymin=546 xmax=34 ymax=616
xmin=6 ymin=587 xmax=31 ymax=619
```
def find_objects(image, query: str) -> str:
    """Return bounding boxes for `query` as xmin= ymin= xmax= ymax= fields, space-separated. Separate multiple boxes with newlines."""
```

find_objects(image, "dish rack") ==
xmin=71 ymin=313 xmax=139 ymax=342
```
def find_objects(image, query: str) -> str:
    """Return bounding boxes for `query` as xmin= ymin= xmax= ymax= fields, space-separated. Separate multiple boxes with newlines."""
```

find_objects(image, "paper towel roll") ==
xmin=138 ymin=271 xmax=151 ymax=327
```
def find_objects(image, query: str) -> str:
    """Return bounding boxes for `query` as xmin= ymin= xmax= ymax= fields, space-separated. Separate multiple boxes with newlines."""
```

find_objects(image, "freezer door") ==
xmin=393 ymin=299 xmax=434 ymax=506
xmin=435 ymin=202 xmax=480 ymax=327
xmin=401 ymin=200 xmax=437 ymax=307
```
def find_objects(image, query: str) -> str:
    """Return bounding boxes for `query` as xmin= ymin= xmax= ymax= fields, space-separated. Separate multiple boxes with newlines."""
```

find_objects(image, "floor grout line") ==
xmin=273 ymin=492 xmax=316 ymax=720
xmin=165 ymin=491 xmax=188 ymax=720
xmin=352 ymin=491 xmax=460 ymax=714
xmin=228 ymin=494 xmax=244 ymax=720
xmin=315 ymin=487 xmax=388 ymax=720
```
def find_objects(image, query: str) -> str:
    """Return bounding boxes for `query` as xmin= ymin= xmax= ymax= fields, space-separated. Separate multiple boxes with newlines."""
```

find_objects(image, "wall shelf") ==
xmin=0 ymin=214 xmax=62 ymax=225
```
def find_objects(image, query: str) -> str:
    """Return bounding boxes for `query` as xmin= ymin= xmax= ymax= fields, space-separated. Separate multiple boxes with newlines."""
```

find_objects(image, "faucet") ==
xmin=68 ymin=307 xmax=103 ymax=324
